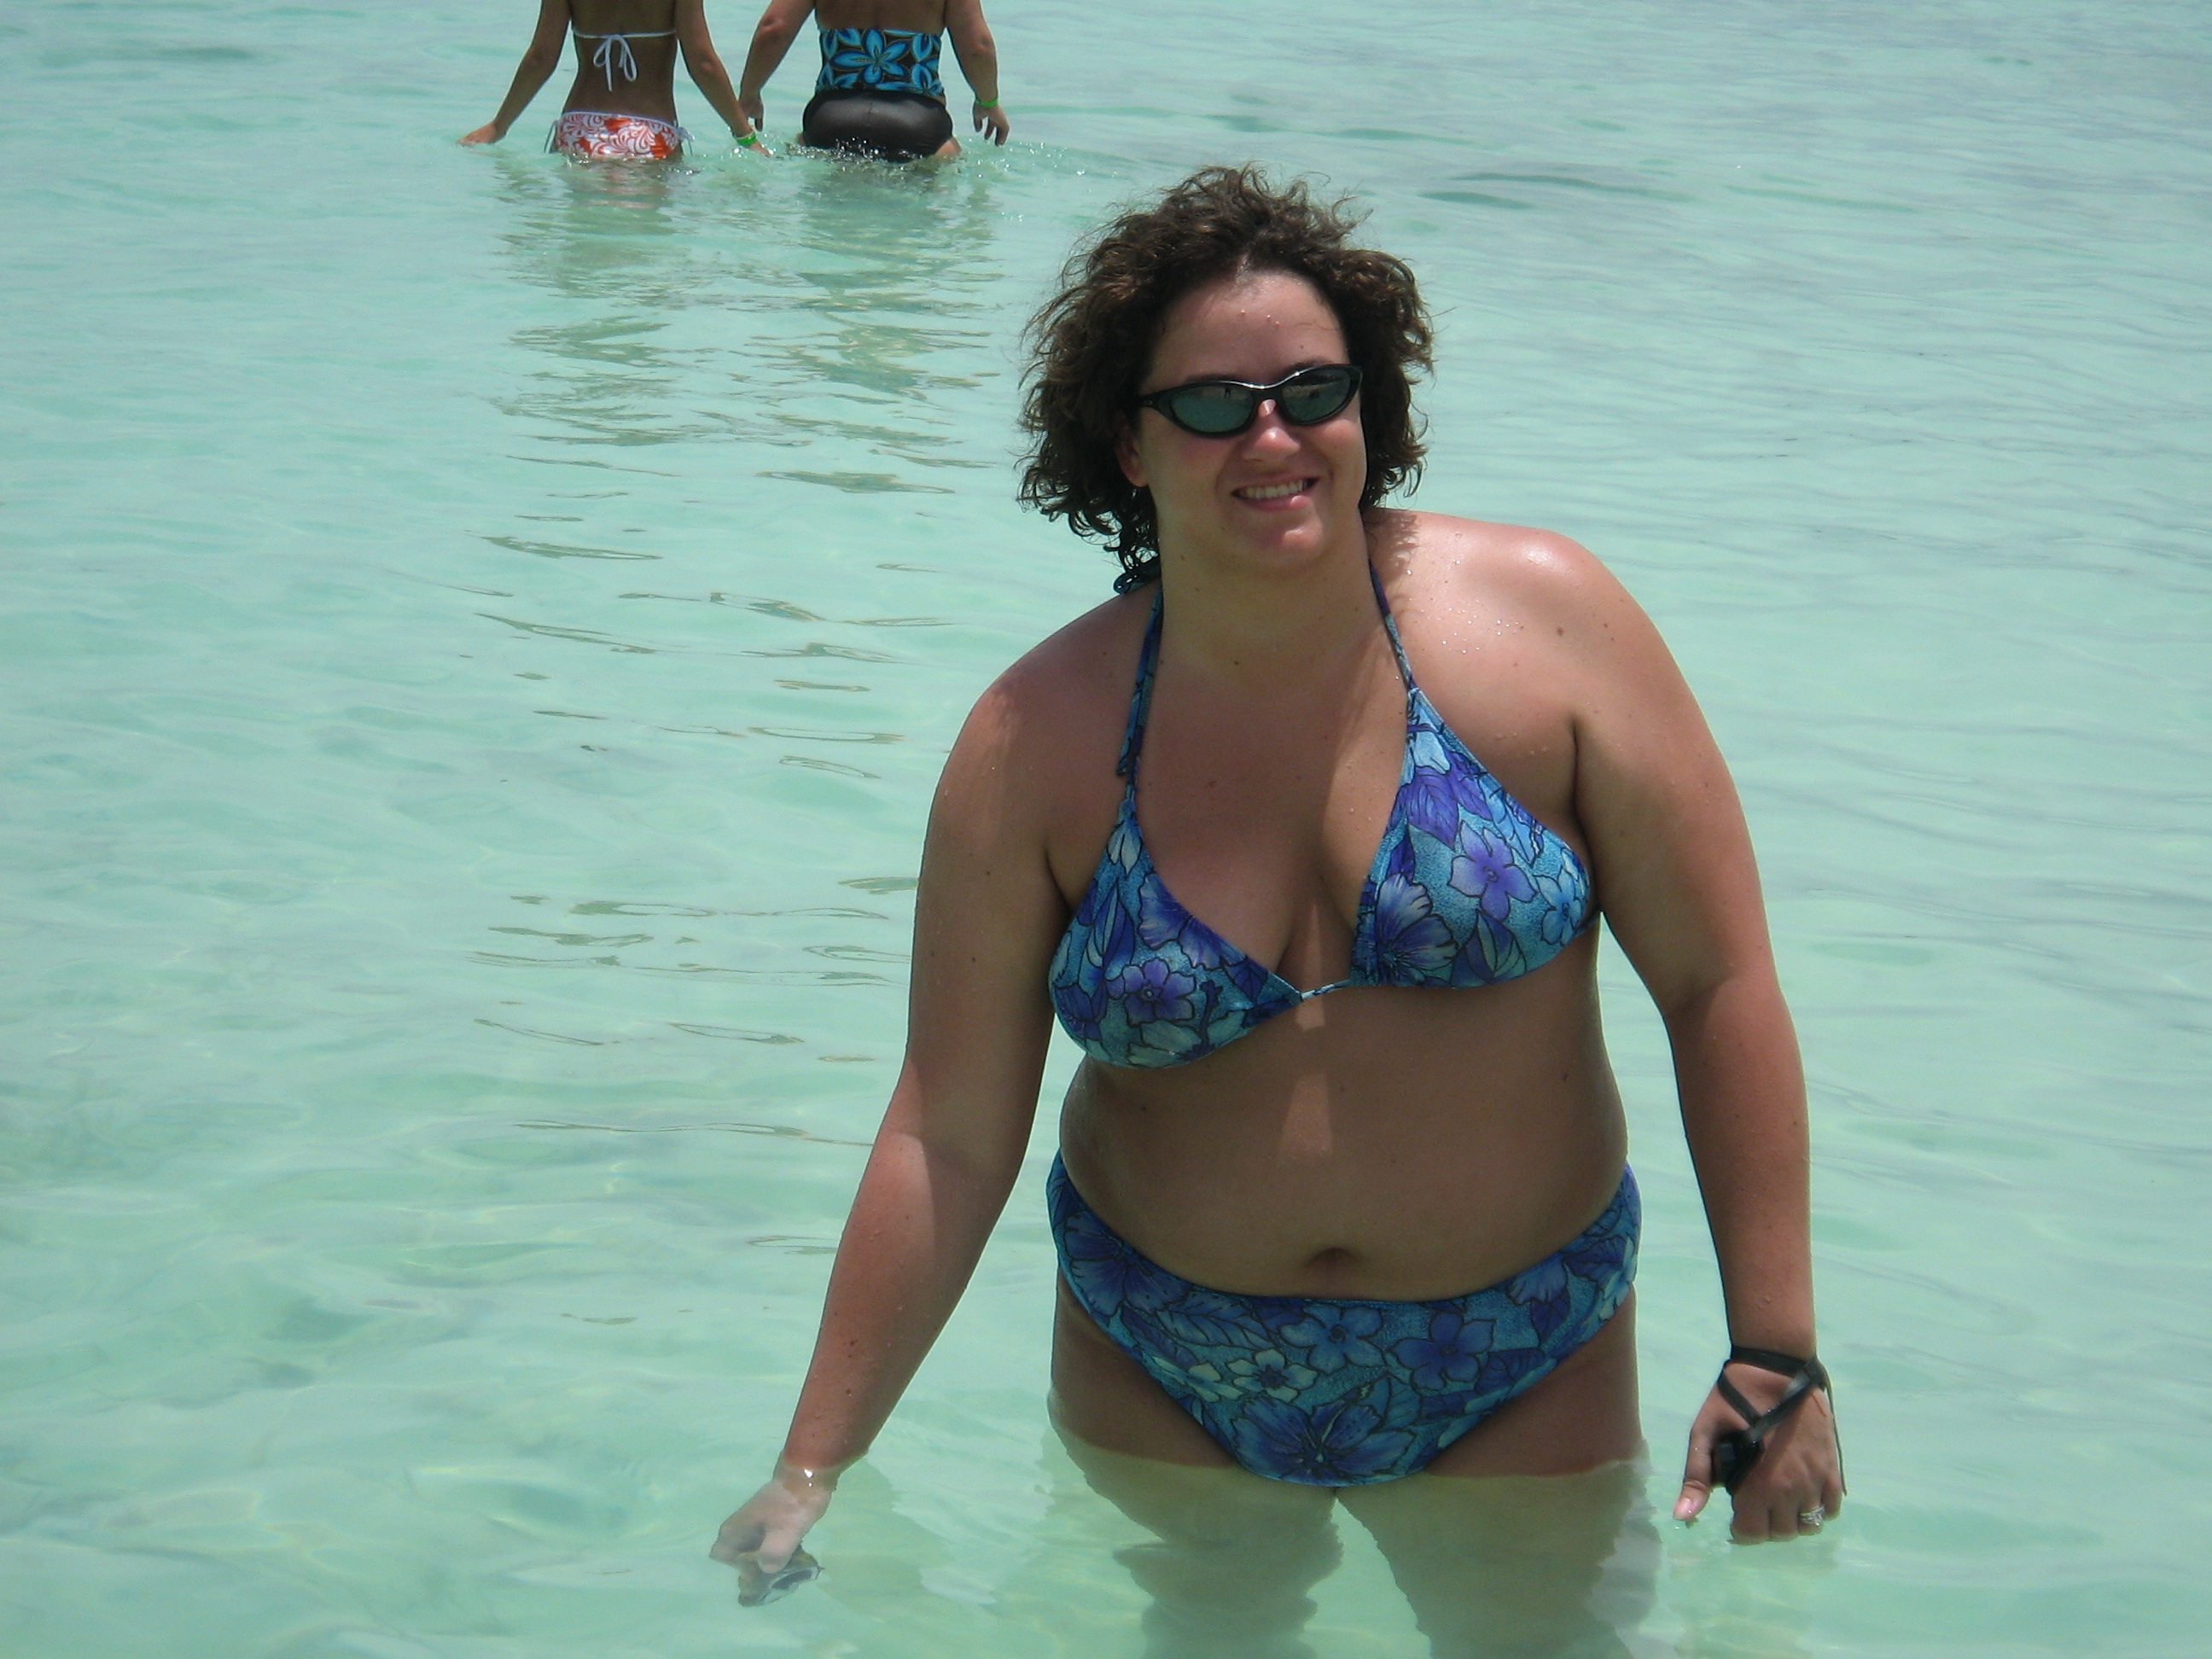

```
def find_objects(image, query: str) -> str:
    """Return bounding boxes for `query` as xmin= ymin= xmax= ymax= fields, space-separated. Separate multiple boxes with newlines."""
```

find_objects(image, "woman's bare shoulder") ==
xmin=934 ymin=590 xmax=1148 ymax=830
xmin=1379 ymin=509 xmax=1627 ymax=614
xmin=1381 ymin=509 xmax=1670 ymax=671
xmin=967 ymin=591 xmax=1144 ymax=738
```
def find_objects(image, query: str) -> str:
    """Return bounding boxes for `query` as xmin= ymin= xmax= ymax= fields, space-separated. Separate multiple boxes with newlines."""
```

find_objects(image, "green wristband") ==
xmin=736 ymin=131 xmax=760 ymax=146
xmin=975 ymin=98 xmax=1000 ymax=109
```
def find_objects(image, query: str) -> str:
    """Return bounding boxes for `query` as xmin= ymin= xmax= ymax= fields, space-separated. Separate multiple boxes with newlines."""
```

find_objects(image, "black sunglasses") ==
xmin=1132 ymin=364 xmax=1363 ymax=437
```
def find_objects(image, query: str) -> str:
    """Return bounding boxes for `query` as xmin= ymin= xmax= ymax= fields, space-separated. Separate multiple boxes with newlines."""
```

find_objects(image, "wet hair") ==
xmin=1018 ymin=166 xmax=1434 ymax=591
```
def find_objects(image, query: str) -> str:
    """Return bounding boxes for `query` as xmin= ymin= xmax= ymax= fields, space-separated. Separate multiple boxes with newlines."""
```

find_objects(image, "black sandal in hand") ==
xmin=1710 ymin=1346 xmax=1838 ymax=1494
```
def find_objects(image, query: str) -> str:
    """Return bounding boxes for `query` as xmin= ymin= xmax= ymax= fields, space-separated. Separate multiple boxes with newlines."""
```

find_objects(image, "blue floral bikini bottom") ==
xmin=1050 ymin=1158 xmax=1639 ymax=1486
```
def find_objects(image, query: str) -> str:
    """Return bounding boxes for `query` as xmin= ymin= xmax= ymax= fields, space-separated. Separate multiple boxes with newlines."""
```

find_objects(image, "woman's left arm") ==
xmin=945 ymin=0 xmax=1009 ymax=143
xmin=461 ymin=0 xmax=570 ymax=145
xmin=1541 ymin=534 xmax=1843 ymax=1543
xmin=677 ymin=0 xmax=769 ymax=150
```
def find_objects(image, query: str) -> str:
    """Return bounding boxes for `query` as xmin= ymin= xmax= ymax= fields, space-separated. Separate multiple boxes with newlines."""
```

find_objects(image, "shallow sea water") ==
xmin=3 ymin=2 xmax=2209 ymax=1655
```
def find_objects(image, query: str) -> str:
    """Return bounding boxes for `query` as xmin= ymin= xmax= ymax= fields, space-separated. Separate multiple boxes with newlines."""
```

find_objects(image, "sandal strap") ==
xmin=1729 ymin=1345 xmax=1831 ymax=1388
xmin=1714 ymin=1347 xmax=1829 ymax=1447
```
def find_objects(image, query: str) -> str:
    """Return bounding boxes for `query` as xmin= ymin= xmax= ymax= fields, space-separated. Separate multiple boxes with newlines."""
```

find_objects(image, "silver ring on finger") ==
xmin=1798 ymin=1507 xmax=1825 ymax=1529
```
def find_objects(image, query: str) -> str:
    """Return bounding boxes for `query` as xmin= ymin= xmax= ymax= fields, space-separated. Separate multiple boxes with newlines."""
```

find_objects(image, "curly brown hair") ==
xmin=1018 ymin=166 xmax=1434 ymax=591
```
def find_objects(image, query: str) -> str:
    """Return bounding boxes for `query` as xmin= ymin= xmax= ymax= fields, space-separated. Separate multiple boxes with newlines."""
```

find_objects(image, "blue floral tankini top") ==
xmin=816 ymin=27 xmax=945 ymax=97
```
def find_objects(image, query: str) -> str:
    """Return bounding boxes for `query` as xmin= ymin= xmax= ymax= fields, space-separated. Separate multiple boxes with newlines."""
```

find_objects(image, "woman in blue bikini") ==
xmin=733 ymin=0 xmax=1009 ymax=162
xmin=716 ymin=168 xmax=1842 ymax=1625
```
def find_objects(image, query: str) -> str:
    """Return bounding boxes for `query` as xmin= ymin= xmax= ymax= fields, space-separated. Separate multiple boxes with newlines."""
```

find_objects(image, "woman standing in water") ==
xmin=462 ymin=0 xmax=763 ymax=160
xmin=714 ymin=169 xmax=1842 ymax=1638
xmin=734 ymin=0 xmax=1009 ymax=162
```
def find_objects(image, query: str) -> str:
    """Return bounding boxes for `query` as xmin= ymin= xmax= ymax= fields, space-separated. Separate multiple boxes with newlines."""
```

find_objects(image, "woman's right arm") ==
xmin=712 ymin=666 xmax=1068 ymax=1602
xmin=460 ymin=0 xmax=570 ymax=145
xmin=735 ymin=0 xmax=815 ymax=133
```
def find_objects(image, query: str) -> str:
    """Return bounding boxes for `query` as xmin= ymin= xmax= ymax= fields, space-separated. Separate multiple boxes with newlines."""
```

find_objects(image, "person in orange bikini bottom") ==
xmin=547 ymin=108 xmax=686 ymax=159
xmin=461 ymin=1 xmax=765 ymax=161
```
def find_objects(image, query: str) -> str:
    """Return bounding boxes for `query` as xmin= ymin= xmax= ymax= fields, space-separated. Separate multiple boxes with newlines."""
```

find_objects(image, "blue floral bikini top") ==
xmin=816 ymin=27 xmax=945 ymax=97
xmin=1048 ymin=572 xmax=1594 ymax=1069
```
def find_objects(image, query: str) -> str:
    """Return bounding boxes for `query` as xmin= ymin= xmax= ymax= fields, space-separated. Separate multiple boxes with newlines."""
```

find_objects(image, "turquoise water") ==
xmin=4 ymin=1 xmax=2209 ymax=1653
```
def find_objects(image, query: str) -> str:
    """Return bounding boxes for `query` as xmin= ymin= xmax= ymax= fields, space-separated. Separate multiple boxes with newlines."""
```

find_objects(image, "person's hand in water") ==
xmin=734 ymin=128 xmax=775 ymax=157
xmin=712 ymin=1462 xmax=836 ymax=1604
xmin=1675 ymin=1364 xmax=1843 ymax=1542
xmin=973 ymin=100 xmax=1010 ymax=146
xmin=463 ymin=0 xmax=566 ymax=149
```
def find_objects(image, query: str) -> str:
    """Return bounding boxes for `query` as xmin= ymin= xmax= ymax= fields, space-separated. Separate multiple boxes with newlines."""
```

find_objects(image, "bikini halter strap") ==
xmin=1367 ymin=565 xmax=1417 ymax=691
xmin=1115 ymin=568 xmax=1408 ymax=783
xmin=1115 ymin=588 xmax=1166 ymax=781
xmin=577 ymin=31 xmax=674 ymax=90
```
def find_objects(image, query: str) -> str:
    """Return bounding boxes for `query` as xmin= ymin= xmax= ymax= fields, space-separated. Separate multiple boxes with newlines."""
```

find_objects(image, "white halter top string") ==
xmin=575 ymin=31 xmax=674 ymax=90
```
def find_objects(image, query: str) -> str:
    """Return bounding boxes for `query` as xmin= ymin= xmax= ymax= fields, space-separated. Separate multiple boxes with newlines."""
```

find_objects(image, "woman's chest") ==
xmin=1127 ymin=657 xmax=1582 ymax=981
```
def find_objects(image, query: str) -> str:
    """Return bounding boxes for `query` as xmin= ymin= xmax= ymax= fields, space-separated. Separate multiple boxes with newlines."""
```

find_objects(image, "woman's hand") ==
xmin=707 ymin=647 xmax=1058 ymax=1604
xmin=973 ymin=101 xmax=1010 ymax=145
xmin=734 ymin=129 xmax=775 ymax=158
xmin=1675 ymin=1364 xmax=1843 ymax=1542
xmin=740 ymin=90 xmax=768 ymax=131
xmin=459 ymin=124 xmax=503 ymax=146
xmin=711 ymin=1462 xmax=838 ymax=1605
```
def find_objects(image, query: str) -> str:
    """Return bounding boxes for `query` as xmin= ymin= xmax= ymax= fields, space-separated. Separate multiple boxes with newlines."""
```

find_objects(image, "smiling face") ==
xmin=1117 ymin=267 xmax=1368 ymax=579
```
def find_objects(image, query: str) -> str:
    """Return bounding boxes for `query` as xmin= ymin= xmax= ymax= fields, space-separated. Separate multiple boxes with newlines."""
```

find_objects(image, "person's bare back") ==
xmin=812 ymin=1 xmax=947 ymax=28
xmin=559 ymin=0 xmax=683 ymax=121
